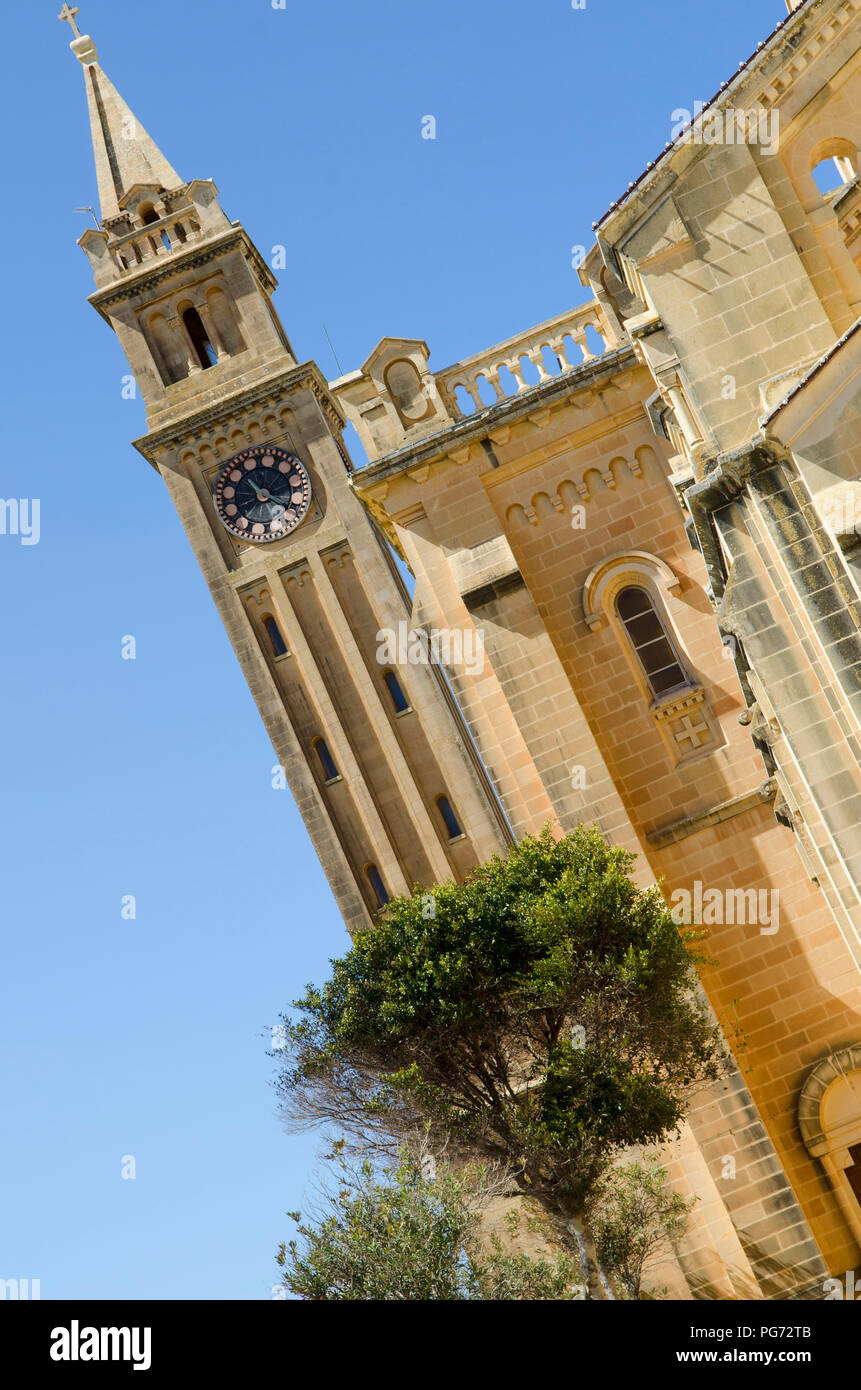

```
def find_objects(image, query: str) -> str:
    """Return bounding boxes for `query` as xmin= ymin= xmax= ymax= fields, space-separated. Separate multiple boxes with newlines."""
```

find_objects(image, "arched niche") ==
xmin=383 ymin=357 xmax=433 ymax=424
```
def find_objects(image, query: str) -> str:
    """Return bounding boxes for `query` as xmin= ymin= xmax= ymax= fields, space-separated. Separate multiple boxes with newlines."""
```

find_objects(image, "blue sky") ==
xmin=1 ymin=0 xmax=784 ymax=1300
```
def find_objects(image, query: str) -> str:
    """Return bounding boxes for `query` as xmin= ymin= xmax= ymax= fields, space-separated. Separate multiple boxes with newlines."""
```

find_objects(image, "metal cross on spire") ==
xmin=58 ymin=5 xmax=81 ymax=39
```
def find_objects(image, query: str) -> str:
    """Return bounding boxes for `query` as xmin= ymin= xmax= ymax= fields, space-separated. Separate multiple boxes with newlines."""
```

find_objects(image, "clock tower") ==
xmin=63 ymin=13 xmax=511 ymax=931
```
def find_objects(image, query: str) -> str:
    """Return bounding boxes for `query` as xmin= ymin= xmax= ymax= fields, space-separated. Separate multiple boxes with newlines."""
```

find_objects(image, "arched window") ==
xmin=182 ymin=307 xmax=218 ymax=370
xmin=811 ymin=156 xmax=856 ymax=195
xmin=809 ymin=139 xmax=858 ymax=197
xmin=313 ymin=738 xmax=340 ymax=783
xmin=140 ymin=204 xmax=159 ymax=225
xmin=798 ymin=1046 xmax=861 ymax=1248
xmin=382 ymin=670 xmax=410 ymax=714
xmin=616 ymin=586 xmax=687 ymax=696
xmin=262 ymin=614 xmax=288 ymax=657
xmin=436 ymin=795 xmax=463 ymax=840
xmin=364 ymin=863 xmax=389 ymax=909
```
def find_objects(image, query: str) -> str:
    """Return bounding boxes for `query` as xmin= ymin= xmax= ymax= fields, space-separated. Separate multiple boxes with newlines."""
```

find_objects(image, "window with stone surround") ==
xmin=808 ymin=138 xmax=858 ymax=197
xmin=364 ymin=863 xmax=390 ymax=909
xmin=436 ymin=794 xmax=463 ymax=841
xmin=382 ymin=669 xmax=411 ymax=715
xmin=582 ymin=550 xmax=720 ymax=764
xmin=262 ymin=614 xmax=288 ymax=658
xmin=798 ymin=1046 xmax=861 ymax=1248
xmin=313 ymin=738 xmax=340 ymax=785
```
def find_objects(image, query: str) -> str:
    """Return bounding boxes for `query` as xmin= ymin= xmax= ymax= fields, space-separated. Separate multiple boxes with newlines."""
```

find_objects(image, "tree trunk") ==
xmin=567 ymin=1213 xmax=612 ymax=1300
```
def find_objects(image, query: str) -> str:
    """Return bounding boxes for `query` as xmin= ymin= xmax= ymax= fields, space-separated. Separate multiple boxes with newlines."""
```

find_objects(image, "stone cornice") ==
xmin=132 ymin=361 xmax=345 ymax=466
xmin=88 ymin=227 xmax=277 ymax=319
xmin=350 ymin=343 xmax=637 ymax=496
xmin=595 ymin=0 xmax=843 ymax=238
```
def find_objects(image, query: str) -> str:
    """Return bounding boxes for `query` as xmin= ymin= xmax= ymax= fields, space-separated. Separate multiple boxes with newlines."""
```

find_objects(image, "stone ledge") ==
xmin=461 ymin=570 xmax=528 ymax=612
xmin=647 ymin=779 xmax=777 ymax=848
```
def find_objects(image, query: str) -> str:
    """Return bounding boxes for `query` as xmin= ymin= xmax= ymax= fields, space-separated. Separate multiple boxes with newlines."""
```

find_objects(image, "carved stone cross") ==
xmin=58 ymin=5 xmax=81 ymax=39
xmin=674 ymin=713 xmax=709 ymax=749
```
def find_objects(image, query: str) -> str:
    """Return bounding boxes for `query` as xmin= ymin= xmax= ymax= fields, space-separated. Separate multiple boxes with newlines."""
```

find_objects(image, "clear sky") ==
xmin=1 ymin=0 xmax=785 ymax=1300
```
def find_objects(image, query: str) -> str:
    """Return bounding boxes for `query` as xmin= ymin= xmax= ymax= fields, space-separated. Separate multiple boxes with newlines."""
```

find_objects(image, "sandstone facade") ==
xmin=65 ymin=0 xmax=861 ymax=1296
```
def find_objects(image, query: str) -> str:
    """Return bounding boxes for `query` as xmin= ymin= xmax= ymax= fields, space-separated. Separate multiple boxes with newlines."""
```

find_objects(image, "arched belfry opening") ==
xmin=182 ymin=307 xmax=218 ymax=370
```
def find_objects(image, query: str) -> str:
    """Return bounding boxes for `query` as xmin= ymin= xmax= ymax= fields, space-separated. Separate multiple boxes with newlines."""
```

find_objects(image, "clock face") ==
xmin=213 ymin=446 xmax=312 ymax=543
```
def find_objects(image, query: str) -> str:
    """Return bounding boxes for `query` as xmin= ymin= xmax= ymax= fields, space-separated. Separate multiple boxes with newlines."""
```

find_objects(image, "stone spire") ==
xmin=59 ymin=5 xmax=183 ymax=224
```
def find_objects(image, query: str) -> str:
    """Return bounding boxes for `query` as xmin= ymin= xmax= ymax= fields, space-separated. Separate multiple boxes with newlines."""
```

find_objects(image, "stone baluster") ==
xmin=551 ymin=336 xmax=571 ymax=370
xmin=527 ymin=348 xmax=552 ymax=382
xmin=482 ymin=369 xmax=505 ymax=402
xmin=505 ymin=358 xmax=528 ymax=393
xmin=571 ymin=331 xmax=592 ymax=362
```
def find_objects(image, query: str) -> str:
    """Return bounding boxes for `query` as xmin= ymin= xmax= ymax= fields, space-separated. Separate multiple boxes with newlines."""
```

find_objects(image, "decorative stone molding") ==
xmin=799 ymin=1046 xmax=861 ymax=1155
xmin=798 ymin=1045 xmax=861 ymax=1249
xmin=651 ymin=685 xmax=723 ymax=766
xmin=756 ymin=0 xmax=861 ymax=110
xmin=133 ymin=364 xmax=344 ymax=467
xmin=582 ymin=550 xmax=723 ymax=764
xmin=582 ymin=550 xmax=681 ymax=631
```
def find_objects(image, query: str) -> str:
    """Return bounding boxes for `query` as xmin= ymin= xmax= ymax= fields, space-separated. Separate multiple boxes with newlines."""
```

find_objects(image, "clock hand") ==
xmin=246 ymin=478 xmax=292 ymax=507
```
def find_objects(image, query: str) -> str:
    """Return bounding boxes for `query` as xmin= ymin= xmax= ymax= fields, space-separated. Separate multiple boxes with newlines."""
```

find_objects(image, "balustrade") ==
xmin=436 ymin=303 xmax=617 ymax=419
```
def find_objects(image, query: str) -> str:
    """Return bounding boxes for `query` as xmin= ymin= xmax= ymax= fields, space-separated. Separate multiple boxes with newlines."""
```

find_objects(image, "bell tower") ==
xmin=63 ymin=11 xmax=511 ymax=931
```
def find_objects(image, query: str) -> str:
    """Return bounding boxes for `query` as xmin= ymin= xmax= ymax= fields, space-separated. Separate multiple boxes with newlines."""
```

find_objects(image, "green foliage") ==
xmin=590 ymin=1154 xmax=695 ymax=1299
xmin=277 ymin=1151 xmax=578 ymax=1301
xmin=276 ymin=826 xmax=723 ymax=1217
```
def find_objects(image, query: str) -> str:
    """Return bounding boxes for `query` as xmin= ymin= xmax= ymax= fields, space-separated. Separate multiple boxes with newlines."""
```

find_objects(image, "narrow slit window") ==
xmin=313 ymin=738 xmax=339 ymax=783
xmin=616 ymin=586 xmax=687 ymax=696
xmin=262 ymin=614 xmax=287 ymax=657
xmin=382 ymin=670 xmax=410 ymax=714
xmin=365 ymin=863 xmax=389 ymax=909
xmin=182 ymin=307 xmax=218 ymax=370
xmin=436 ymin=795 xmax=463 ymax=840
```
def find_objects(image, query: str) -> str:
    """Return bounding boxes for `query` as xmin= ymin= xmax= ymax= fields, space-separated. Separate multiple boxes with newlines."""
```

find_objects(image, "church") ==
xmin=61 ymin=0 xmax=861 ymax=1298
